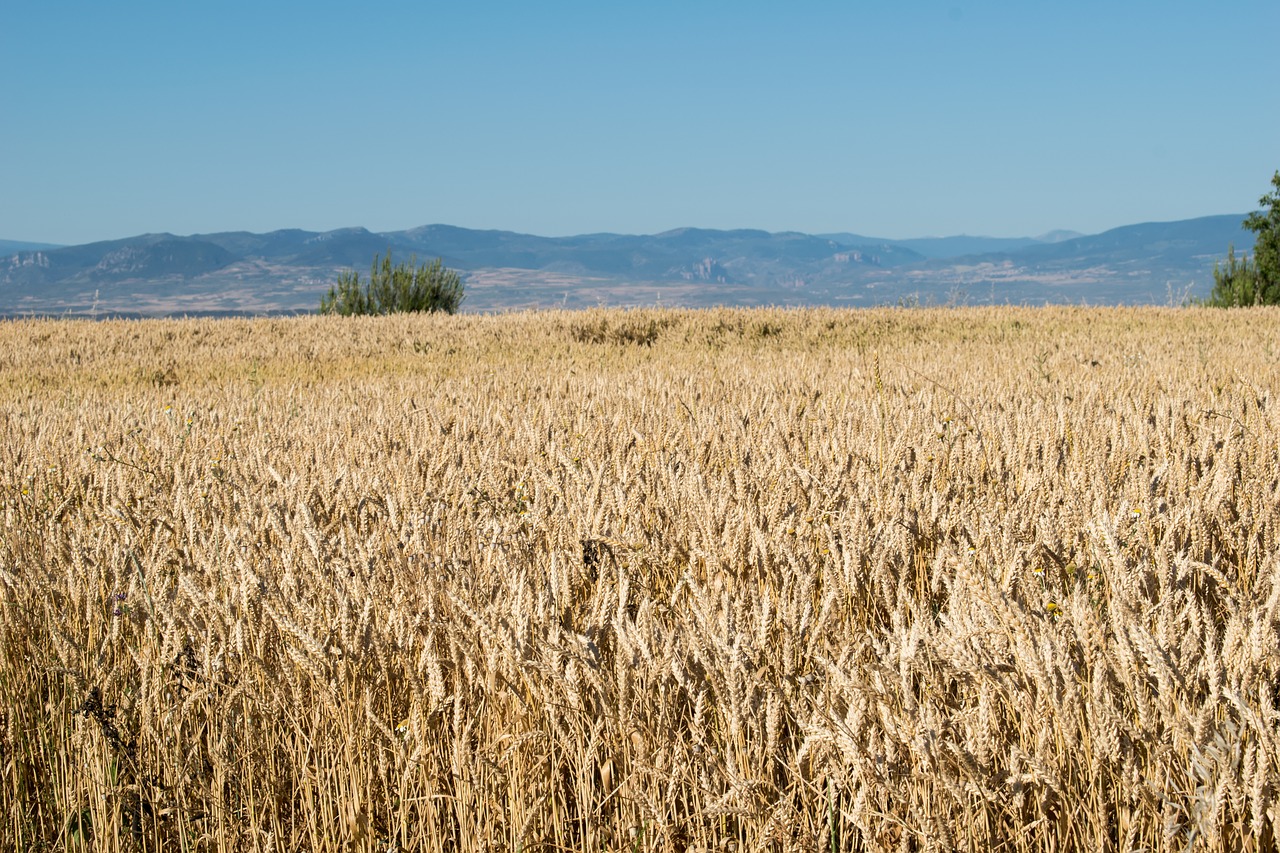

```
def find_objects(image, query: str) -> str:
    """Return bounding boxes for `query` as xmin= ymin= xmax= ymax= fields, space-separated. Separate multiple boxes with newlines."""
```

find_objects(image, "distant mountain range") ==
xmin=816 ymin=230 xmax=1084 ymax=259
xmin=0 ymin=239 xmax=62 ymax=254
xmin=0 ymin=214 xmax=1256 ymax=316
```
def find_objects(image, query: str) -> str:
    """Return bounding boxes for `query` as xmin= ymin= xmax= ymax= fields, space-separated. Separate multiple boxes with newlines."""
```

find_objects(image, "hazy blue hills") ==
xmin=902 ymin=214 xmax=1255 ymax=305
xmin=3 ymin=234 xmax=236 ymax=287
xmin=998 ymin=215 xmax=1248 ymax=263
xmin=189 ymin=227 xmax=423 ymax=267
xmin=379 ymin=226 xmax=924 ymax=278
xmin=0 ymin=239 xmax=62 ymax=254
xmin=819 ymin=233 xmax=1048 ymax=259
xmin=0 ymin=214 xmax=1258 ymax=316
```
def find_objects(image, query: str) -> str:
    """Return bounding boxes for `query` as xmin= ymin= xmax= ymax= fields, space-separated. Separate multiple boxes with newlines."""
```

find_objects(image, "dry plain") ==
xmin=1 ymin=307 xmax=1278 ymax=852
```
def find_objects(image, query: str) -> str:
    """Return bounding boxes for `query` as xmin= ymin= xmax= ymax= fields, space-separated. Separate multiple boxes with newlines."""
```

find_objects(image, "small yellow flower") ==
xmin=1046 ymin=601 xmax=1062 ymax=617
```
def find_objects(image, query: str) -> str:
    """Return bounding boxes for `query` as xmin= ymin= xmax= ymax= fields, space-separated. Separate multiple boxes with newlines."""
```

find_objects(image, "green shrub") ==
xmin=320 ymin=252 xmax=464 ymax=315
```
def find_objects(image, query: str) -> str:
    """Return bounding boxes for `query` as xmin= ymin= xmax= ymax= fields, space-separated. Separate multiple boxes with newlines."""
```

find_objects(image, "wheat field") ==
xmin=2 ymin=307 xmax=1278 ymax=852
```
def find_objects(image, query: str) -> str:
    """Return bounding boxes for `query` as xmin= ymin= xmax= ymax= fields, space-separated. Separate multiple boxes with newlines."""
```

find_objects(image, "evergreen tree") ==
xmin=1206 ymin=171 xmax=1280 ymax=306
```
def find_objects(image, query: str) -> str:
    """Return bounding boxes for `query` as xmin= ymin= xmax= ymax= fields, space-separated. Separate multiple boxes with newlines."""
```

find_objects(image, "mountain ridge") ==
xmin=0 ymin=215 xmax=1257 ymax=316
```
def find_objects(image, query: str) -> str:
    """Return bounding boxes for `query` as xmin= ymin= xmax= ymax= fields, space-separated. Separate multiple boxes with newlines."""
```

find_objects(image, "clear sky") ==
xmin=3 ymin=1 xmax=1277 ymax=246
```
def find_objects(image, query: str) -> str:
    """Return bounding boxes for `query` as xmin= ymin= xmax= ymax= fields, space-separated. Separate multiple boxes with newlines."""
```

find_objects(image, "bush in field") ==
xmin=320 ymin=252 xmax=464 ymax=315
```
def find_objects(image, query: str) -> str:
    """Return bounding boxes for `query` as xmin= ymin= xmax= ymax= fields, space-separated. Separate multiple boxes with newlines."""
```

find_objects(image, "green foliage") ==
xmin=1245 ymin=171 xmax=1280 ymax=285
xmin=1207 ymin=244 xmax=1271 ymax=307
xmin=320 ymin=252 xmax=464 ymax=316
xmin=1206 ymin=171 xmax=1280 ymax=306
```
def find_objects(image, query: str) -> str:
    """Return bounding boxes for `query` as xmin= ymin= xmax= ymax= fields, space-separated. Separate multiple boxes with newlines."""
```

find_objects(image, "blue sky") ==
xmin=3 ymin=1 xmax=1277 ymax=245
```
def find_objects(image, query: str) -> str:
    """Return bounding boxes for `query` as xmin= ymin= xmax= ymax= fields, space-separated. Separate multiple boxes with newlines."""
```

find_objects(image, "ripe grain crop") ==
xmin=1 ymin=307 xmax=1278 ymax=852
